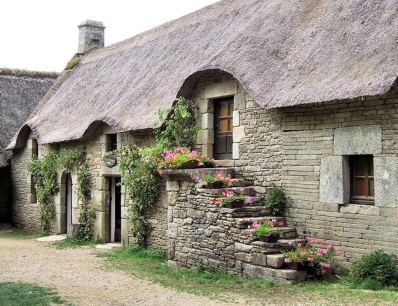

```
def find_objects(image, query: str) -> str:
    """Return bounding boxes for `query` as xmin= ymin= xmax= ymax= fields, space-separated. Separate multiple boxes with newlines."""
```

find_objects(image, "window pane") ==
xmin=219 ymin=119 xmax=228 ymax=132
xmin=355 ymin=178 xmax=366 ymax=196
xmin=369 ymin=179 xmax=374 ymax=197
xmin=354 ymin=157 xmax=367 ymax=176
xmin=219 ymin=103 xmax=228 ymax=117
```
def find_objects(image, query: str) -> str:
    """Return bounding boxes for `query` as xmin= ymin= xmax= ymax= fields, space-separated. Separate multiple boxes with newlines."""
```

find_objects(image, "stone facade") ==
xmin=10 ymin=70 xmax=398 ymax=278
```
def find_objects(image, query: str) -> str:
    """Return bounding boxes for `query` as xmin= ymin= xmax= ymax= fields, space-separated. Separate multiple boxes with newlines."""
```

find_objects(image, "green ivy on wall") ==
xmin=116 ymin=96 xmax=200 ymax=246
xmin=28 ymin=148 xmax=93 ymax=239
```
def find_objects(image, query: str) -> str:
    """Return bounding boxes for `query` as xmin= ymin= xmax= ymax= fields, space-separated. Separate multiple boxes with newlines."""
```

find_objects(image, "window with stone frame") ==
xmin=213 ymin=97 xmax=234 ymax=160
xmin=350 ymin=155 xmax=374 ymax=205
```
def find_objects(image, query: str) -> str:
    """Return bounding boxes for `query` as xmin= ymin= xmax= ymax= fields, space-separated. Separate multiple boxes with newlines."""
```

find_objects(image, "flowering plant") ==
xmin=210 ymin=188 xmax=252 ymax=206
xmin=248 ymin=218 xmax=284 ymax=238
xmin=192 ymin=171 xmax=231 ymax=187
xmin=156 ymin=147 xmax=215 ymax=172
xmin=283 ymin=237 xmax=340 ymax=275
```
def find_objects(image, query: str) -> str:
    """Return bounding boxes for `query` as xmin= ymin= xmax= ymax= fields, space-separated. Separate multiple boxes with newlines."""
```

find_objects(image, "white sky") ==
xmin=0 ymin=0 xmax=219 ymax=72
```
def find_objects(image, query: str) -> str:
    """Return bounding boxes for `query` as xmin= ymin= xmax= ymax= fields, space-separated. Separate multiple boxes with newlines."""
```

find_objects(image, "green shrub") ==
xmin=265 ymin=184 xmax=286 ymax=215
xmin=350 ymin=250 xmax=398 ymax=288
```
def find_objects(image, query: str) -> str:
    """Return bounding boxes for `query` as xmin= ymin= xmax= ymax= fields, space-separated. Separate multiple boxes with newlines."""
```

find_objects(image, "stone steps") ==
xmin=228 ymin=178 xmax=245 ymax=187
xmin=241 ymin=263 xmax=307 ymax=284
xmin=234 ymin=216 xmax=284 ymax=229
xmin=220 ymin=205 xmax=272 ymax=217
xmin=247 ymin=227 xmax=297 ymax=239
xmin=197 ymin=186 xmax=256 ymax=196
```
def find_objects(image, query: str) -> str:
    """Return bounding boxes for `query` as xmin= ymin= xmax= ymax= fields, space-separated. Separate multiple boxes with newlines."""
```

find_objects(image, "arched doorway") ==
xmin=65 ymin=173 xmax=73 ymax=232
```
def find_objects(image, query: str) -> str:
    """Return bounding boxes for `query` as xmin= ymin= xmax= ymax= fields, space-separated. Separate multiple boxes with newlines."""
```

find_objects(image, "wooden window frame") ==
xmin=109 ymin=134 xmax=118 ymax=152
xmin=213 ymin=97 xmax=234 ymax=160
xmin=350 ymin=155 xmax=374 ymax=205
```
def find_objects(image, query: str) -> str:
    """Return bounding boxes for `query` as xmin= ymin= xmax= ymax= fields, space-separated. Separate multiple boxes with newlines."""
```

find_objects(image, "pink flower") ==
xmin=324 ymin=263 xmax=331 ymax=268
xmin=284 ymin=258 xmax=291 ymax=263
xmin=300 ymin=252 xmax=306 ymax=257
xmin=198 ymin=162 xmax=204 ymax=166
xmin=327 ymin=245 xmax=332 ymax=250
xmin=246 ymin=197 xmax=252 ymax=204
xmin=239 ymin=187 xmax=245 ymax=192
xmin=308 ymin=256 xmax=314 ymax=262
xmin=288 ymin=241 xmax=293 ymax=245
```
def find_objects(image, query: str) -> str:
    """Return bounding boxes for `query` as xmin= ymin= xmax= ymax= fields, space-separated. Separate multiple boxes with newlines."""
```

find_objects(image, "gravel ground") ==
xmin=0 ymin=233 xmax=243 ymax=306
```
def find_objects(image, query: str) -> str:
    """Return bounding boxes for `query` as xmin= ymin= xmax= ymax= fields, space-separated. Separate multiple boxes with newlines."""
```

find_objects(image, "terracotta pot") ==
xmin=259 ymin=233 xmax=280 ymax=243
xmin=223 ymin=199 xmax=244 ymax=209
xmin=179 ymin=160 xmax=199 ymax=169
xmin=203 ymin=181 xmax=225 ymax=189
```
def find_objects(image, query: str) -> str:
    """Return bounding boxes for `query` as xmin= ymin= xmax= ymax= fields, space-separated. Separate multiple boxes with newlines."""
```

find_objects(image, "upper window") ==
xmin=350 ymin=155 xmax=374 ymax=205
xmin=214 ymin=97 xmax=234 ymax=160
xmin=109 ymin=134 xmax=118 ymax=152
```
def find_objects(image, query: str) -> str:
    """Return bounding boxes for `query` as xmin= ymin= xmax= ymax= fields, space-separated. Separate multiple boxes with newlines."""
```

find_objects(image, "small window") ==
xmin=350 ymin=155 xmax=374 ymax=205
xmin=214 ymin=97 xmax=234 ymax=160
xmin=32 ymin=139 xmax=39 ymax=158
xmin=109 ymin=134 xmax=118 ymax=152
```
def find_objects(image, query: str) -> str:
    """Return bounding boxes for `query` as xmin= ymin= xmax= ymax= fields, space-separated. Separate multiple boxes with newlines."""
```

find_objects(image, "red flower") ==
xmin=214 ymin=189 xmax=219 ymax=194
xmin=321 ymin=269 xmax=327 ymax=274
xmin=199 ymin=169 xmax=205 ymax=172
xmin=278 ymin=221 xmax=285 ymax=227
xmin=293 ymin=256 xmax=299 ymax=261
xmin=210 ymin=199 xmax=215 ymax=204
xmin=157 ymin=158 xmax=161 ymax=163
xmin=316 ymin=240 xmax=322 ymax=244
xmin=172 ymin=161 xmax=176 ymax=164
xmin=156 ymin=168 xmax=162 ymax=173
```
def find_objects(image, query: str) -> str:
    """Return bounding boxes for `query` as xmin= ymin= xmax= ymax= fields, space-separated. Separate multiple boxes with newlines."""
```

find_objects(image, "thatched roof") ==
xmin=10 ymin=0 xmax=398 ymax=146
xmin=0 ymin=69 xmax=57 ymax=166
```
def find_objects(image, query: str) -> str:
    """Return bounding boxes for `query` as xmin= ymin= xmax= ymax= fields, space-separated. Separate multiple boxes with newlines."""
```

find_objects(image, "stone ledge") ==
xmin=160 ymin=167 xmax=235 ymax=181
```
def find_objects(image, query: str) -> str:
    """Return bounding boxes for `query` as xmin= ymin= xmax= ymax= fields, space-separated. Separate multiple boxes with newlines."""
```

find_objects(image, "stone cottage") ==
xmin=0 ymin=69 xmax=57 ymax=223
xmin=7 ymin=0 xmax=398 ymax=282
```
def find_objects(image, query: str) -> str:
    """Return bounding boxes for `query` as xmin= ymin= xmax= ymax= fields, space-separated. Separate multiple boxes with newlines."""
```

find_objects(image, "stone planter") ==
xmin=259 ymin=233 xmax=280 ymax=243
xmin=203 ymin=181 xmax=226 ymax=189
xmin=179 ymin=160 xmax=199 ymax=169
xmin=223 ymin=199 xmax=244 ymax=209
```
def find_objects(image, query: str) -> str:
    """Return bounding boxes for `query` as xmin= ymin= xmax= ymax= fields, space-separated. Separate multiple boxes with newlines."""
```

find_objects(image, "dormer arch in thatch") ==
xmin=9 ymin=124 xmax=37 ymax=151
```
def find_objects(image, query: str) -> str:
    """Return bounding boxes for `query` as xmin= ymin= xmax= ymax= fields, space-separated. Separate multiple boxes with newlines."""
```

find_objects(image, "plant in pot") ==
xmin=192 ymin=171 xmax=232 ymax=189
xmin=156 ymin=147 xmax=215 ymax=171
xmin=283 ymin=237 xmax=339 ymax=278
xmin=265 ymin=184 xmax=286 ymax=216
xmin=249 ymin=218 xmax=284 ymax=243
xmin=211 ymin=188 xmax=252 ymax=208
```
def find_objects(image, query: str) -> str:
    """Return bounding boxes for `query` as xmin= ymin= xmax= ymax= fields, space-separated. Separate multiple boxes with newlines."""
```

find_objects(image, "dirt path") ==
xmin=0 ymin=234 xmax=243 ymax=306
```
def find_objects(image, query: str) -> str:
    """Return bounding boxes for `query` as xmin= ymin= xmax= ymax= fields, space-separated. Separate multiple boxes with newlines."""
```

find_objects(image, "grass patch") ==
xmin=99 ymin=246 xmax=398 ymax=305
xmin=0 ymin=282 xmax=70 ymax=306
xmin=0 ymin=228 xmax=49 ymax=240
xmin=53 ymin=239 xmax=102 ymax=249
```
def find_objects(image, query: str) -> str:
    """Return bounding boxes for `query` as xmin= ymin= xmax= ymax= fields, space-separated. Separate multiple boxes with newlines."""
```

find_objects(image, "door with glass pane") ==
xmin=214 ymin=98 xmax=234 ymax=160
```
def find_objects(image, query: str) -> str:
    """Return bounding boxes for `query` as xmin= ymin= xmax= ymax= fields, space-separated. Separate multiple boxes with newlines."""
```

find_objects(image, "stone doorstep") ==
xmin=37 ymin=235 xmax=66 ymax=242
xmin=242 ymin=263 xmax=307 ymax=284
xmin=161 ymin=167 xmax=235 ymax=181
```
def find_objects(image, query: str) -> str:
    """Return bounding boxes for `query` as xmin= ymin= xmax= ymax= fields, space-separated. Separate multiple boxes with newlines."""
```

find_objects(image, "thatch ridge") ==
xmin=11 ymin=0 xmax=398 ymax=146
xmin=0 ymin=68 xmax=59 ymax=79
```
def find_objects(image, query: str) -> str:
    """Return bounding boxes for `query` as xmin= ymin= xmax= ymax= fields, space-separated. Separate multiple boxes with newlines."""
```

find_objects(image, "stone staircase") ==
xmin=196 ymin=167 xmax=309 ymax=284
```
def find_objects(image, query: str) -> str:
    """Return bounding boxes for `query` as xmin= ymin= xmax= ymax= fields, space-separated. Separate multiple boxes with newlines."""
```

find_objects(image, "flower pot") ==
xmin=259 ymin=233 xmax=280 ymax=243
xmin=204 ymin=181 xmax=225 ymax=189
xmin=223 ymin=199 xmax=244 ymax=209
xmin=179 ymin=160 xmax=199 ymax=169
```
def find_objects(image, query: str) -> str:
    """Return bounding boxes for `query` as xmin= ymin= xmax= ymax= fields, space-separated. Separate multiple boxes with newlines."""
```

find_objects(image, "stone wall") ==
xmin=279 ymin=95 xmax=398 ymax=268
xmin=11 ymin=138 xmax=41 ymax=232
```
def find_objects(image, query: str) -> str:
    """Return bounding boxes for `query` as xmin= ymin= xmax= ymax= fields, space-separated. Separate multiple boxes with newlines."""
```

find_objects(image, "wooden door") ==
xmin=110 ymin=177 xmax=122 ymax=242
xmin=214 ymin=98 xmax=234 ymax=160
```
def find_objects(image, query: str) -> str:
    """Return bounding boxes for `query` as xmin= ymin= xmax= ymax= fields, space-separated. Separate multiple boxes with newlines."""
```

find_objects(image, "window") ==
xmin=109 ymin=134 xmax=118 ymax=152
xmin=32 ymin=139 xmax=39 ymax=158
xmin=350 ymin=155 xmax=374 ymax=204
xmin=214 ymin=97 xmax=234 ymax=159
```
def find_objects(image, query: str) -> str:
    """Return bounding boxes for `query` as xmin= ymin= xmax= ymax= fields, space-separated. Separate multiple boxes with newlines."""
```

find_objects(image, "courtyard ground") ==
xmin=1 ymin=228 xmax=398 ymax=306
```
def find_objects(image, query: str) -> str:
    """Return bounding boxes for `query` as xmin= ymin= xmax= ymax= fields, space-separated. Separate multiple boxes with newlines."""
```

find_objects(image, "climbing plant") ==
xmin=28 ymin=148 xmax=93 ymax=239
xmin=116 ymin=96 xmax=200 ymax=246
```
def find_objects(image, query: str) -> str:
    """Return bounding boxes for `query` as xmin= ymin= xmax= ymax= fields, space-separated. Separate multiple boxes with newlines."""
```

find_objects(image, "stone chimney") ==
xmin=78 ymin=20 xmax=105 ymax=54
